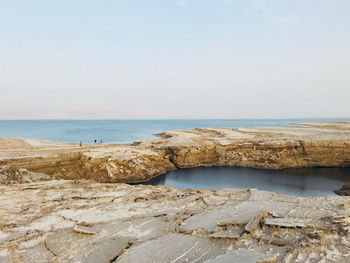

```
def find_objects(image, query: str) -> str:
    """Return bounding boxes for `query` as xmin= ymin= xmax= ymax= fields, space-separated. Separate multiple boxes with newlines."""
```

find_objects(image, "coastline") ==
xmin=1 ymin=122 xmax=350 ymax=262
xmin=1 ymin=122 xmax=350 ymax=184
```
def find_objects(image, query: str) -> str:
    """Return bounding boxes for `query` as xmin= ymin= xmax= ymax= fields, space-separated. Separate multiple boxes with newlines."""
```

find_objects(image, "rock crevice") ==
xmin=1 ymin=181 xmax=350 ymax=262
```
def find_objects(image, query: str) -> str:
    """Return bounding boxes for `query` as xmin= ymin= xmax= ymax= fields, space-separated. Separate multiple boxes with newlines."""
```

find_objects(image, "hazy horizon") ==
xmin=0 ymin=117 xmax=350 ymax=120
xmin=1 ymin=0 xmax=350 ymax=119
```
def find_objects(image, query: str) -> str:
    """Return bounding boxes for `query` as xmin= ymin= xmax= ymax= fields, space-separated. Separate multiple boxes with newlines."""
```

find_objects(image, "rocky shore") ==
xmin=1 ymin=122 xmax=350 ymax=183
xmin=1 ymin=122 xmax=350 ymax=262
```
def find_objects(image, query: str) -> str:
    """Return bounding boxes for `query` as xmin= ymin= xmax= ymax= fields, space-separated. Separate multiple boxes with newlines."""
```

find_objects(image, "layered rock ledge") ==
xmin=2 ymin=181 xmax=350 ymax=262
xmin=1 ymin=122 xmax=350 ymax=183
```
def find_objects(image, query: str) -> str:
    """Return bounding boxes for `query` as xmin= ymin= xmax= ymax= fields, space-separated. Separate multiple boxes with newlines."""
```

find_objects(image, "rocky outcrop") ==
xmin=335 ymin=185 xmax=350 ymax=196
xmin=0 ymin=162 xmax=51 ymax=185
xmin=1 ymin=181 xmax=350 ymax=262
xmin=1 ymin=122 xmax=350 ymax=183
xmin=1 ymin=122 xmax=350 ymax=262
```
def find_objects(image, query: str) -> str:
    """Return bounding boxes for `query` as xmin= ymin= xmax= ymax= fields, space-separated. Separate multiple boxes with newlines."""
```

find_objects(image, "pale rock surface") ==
xmin=1 ymin=181 xmax=350 ymax=262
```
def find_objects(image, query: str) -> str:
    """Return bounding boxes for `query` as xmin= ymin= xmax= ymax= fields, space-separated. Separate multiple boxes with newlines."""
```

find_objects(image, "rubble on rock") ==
xmin=0 ymin=162 xmax=51 ymax=185
xmin=1 ymin=181 xmax=350 ymax=262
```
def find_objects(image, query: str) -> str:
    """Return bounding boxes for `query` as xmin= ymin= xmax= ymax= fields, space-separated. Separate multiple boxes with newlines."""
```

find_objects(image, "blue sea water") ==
xmin=1 ymin=118 xmax=349 ymax=196
xmin=0 ymin=118 xmax=348 ymax=144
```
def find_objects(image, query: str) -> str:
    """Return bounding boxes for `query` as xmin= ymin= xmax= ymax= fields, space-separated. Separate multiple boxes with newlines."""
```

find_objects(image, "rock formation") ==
xmin=1 ymin=181 xmax=350 ymax=262
xmin=0 ymin=162 xmax=51 ymax=185
xmin=1 ymin=122 xmax=350 ymax=262
xmin=335 ymin=185 xmax=350 ymax=196
xmin=1 ymin=122 xmax=350 ymax=183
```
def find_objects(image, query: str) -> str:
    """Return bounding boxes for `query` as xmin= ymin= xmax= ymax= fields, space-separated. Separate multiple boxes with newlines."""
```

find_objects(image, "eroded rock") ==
xmin=1 ymin=122 xmax=350 ymax=262
xmin=1 ymin=181 xmax=350 ymax=262
xmin=117 ymin=233 xmax=227 ymax=263
xmin=204 ymin=248 xmax=278 ymax=263
xmin=335 ymin=185 xmax=350 ymax=196
xmin=1 ymin=122 xmax=350 ymax=183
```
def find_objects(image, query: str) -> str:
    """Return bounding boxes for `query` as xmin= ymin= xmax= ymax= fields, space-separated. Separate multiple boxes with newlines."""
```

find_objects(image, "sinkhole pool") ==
xmin=139 ymin=166 xmax=350 ymax=197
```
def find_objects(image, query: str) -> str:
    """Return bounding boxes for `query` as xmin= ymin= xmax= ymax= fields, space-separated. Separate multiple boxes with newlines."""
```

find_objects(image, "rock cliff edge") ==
xmin=1 ymin=122 xmax=350 ymax=262
xmin=1 ymin=122 xmax=350 ymax=183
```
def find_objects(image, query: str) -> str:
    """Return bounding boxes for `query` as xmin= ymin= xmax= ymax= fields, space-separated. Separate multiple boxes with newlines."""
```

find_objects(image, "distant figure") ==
xmin=100 ymin=139 xmax=103 ymax=144
xmin=79 ymin=141 xmax=82 ymax=147
xmin=94 ymin=139 xmax=97 ymax=144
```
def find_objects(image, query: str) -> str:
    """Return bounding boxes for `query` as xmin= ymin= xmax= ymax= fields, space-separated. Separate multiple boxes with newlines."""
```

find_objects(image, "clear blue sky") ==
xmin=1 ymin=0 xmax=349 ymax=119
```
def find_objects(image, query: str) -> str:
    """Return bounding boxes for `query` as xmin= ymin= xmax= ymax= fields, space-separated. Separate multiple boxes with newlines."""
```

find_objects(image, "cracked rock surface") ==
xmin=1 ymin=181 xmax=350 ymax=262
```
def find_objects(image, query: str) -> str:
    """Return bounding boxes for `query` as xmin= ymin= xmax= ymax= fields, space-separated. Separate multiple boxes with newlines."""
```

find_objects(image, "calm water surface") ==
xmin=0 ymin=118 xmax=348 ymax=144
xmin=1 ymin=119 xmax=349 ymax=197
xmin=142 ymin=167 xmax=350 ymax=197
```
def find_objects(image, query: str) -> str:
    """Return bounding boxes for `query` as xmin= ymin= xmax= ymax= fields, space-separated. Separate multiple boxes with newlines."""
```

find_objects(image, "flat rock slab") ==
xmin=209 ymin=228 xmax=243 ymax=239
xmin=1 ymin=181 xmax=350 ymax=262
xmin=204 ymin=248 xmax=278 ymax=263
xmin=117 ymin=233 xmax=227 ymax=263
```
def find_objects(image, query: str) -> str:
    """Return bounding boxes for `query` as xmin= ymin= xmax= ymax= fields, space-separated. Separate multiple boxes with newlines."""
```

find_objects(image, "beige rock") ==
xmin=203 ymin=248 xmax=278 ymax=263
xmin=1 ymin=181 xmax=350 ymax=262
xmin=1 ymin=122 xmax=350 ymax=262
xmin=1 ymin=122 xmax=350 ymax=183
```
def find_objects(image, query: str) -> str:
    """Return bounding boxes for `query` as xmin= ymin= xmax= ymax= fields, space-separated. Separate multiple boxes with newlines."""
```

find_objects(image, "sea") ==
xmin=0 ymin=118 xmax=348 ymax=144
xmin=1 ymin=118 xmax=349 ymax=196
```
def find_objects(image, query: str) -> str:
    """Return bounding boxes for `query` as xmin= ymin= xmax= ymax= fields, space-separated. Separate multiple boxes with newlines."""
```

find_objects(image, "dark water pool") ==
xmin=141 ymin=167 xmax=350 ymax=197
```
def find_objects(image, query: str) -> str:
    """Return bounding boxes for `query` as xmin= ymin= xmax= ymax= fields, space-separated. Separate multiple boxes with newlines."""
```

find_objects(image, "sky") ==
xmin=0 ymin=0 xmax=349 ymax=119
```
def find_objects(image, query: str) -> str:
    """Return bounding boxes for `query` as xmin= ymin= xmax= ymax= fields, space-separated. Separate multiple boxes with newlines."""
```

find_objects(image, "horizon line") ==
xmin=0 ymin=117 xmax=349 ymax=121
